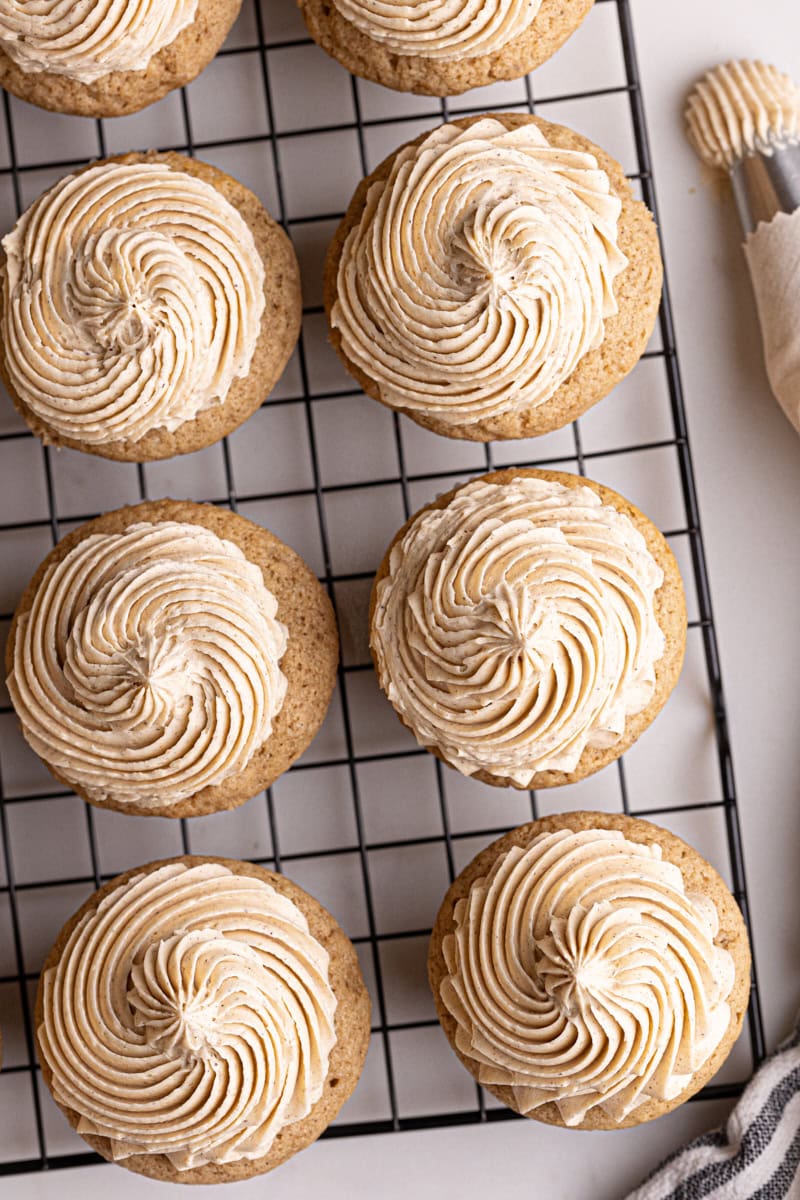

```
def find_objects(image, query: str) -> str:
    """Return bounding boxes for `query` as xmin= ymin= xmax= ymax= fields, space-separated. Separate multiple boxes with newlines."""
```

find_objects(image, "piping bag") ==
xmin=685 ymin=60 xmax=800 ymax=434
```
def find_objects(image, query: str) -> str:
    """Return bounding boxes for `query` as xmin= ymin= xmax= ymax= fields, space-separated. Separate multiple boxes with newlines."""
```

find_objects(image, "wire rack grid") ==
xmin=0 ymin=0 xmax=766 ymax=1177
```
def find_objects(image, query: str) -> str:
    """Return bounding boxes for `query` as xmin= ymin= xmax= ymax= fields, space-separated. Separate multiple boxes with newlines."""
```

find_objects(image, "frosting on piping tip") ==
xmin=440 ymin=828 xmax=735 ymax=1125
xmin=686 ymin=60 xmax=800 ymax=170
xmin=371 ymin=476 xmax=665 ymax=785
xmin=1 ymin=161 xmax=265 ymax=447
xmin=0 ymin=0 xmax=198 ymax=83
xmin=331 ymin=0 xmax=542 ymax=61
xmin=38 ymin=862 xmax=337 ymax=1168
xmin=332 ymin=119 xmax=627 ymax=427
xmin=7 ymin=521 xmax=288 ymax=810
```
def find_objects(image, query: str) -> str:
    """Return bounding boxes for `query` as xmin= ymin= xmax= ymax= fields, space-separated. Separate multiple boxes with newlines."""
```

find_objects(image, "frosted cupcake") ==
xmin=429 ymin=812 xmax=751 ymax=1128
xmin=301 ymin=0 xmax=593 ymax=96
xmin=326 ymin=114 xmax=662 ymax=441
xmin=0 ymin=0 xmax=242 ymax=117
xmin=37 ymin=856 xmax=371 ymax=1181
xmin=0 ymin=152 xmax=301 ymax=461
xmin=371 ymin=469 xmax=686 ymax=788
xmin=6 ymin=500 xmax=338 ymax=818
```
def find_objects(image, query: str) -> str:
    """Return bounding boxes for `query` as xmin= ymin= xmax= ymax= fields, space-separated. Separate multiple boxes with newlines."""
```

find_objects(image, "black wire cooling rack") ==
xmin=0 ymin=0 xmax=767 ymax=1177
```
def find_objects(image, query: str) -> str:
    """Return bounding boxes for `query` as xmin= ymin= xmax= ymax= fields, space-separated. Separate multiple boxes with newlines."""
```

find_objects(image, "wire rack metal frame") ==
xmin=0 ymin=0 xmax=766 ymax=1176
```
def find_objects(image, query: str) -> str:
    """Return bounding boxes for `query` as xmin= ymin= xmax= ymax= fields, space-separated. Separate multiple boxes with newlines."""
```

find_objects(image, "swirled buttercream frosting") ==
xmin=1 ymin=160 xmax=265 ymax=446
xmin=686 ymin=60 xmax=800 ymax=170
xmin=331 ymin=0 xmax=542 ymax=60
xmin=332 ymin=119 xmax=627 ymax=427
xmin=39 ymin=862 xmax=337 ymax=1167
xmin=440 ymin=827 xmax=735 ymax=1125
xmin=0 ymin=1 xmax=198 ymax=83
xmin=7 ymin=521 xmax=288 ymax=810
xmin=371 ymin=477 xmax=666 ymax=785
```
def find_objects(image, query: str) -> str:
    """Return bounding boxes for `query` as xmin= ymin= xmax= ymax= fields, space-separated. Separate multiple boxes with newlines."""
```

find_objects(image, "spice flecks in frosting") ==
xmin=0 ymin=1 xmax=198 ymax=83
xmin=332 ymin=119 xmax=627 ymax=426
xmin=686 ymin=60 xmax=800 ymax=170
xmin=331 ymin=0 xmax=542 ymax=61
xmin=1 ymin=161 xmax=265 ymax=446
xmin=371 ymin=476 xmax=665 ymax=785
xmin=39 ymin=862 xmax=337 ymax=1168
xmin=441 ymin=828 xmax=735 ymax=1125
xmin=7 ymin=521 xmax=288 ymax=810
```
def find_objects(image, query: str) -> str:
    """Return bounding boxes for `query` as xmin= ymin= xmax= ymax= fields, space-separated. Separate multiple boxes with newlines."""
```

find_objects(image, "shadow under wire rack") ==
xmin=0 ymin=0 xmax=766 ymax=1176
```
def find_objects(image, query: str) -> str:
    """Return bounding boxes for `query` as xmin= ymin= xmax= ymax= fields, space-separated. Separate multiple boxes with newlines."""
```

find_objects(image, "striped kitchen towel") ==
xmin=626 ymin=1020 xmax=800 ymax=1200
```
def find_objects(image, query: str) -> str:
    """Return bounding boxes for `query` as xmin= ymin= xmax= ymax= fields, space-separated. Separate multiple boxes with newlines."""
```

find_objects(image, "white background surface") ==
xmin=5 ymin=0 xmax=800 ymax=1196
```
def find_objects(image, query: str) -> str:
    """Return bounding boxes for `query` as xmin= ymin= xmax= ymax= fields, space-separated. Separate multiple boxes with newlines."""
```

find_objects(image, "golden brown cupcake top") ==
xmin=440 ymin=826 xmax=735 ymax=1126
xmin=7 ymin=521 xmax=288 ymax=811
xmin=331 ymin=0 xmax=542 ymax=61
xmin=0 ymin=1 xmax=198 ymax=83
xmin=38 ymin=861 xmax=337 ymax=1169
xmin=371 ymin=475 xmax=665 ymax=786
xmin=331 ymin=118 xmax=627 ymax=428
xmin=1 ymin=160 xmax=265 ymax=447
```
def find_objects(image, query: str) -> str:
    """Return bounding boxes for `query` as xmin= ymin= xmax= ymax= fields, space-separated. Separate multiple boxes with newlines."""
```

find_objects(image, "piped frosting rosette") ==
xmin=38 ymin=862 xmax=338 ymax=1168
xmin=1 ymin=160 xmax=265 ymax=446
xmin=685 ymin=60 xmax=800 ymax=170
xmin=332 ymin=119 xmax=627 ymax=426
xmin=331 ymin=0 xmax=542 ymax=60
xmin=0 ymin=1 xmax=198 ymax=83
xmin=440 ymin=828 xmax=735 ymax=1125
xmin=7 ymin=521 xmax=288 ymax=810
xmin=371 ymin=476 xmax=665 ymax=785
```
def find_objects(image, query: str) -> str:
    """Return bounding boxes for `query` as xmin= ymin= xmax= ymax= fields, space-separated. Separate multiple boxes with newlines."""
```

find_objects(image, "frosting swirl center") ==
xmin=73 ymin=229 xmax=186 ymax=354
xmin=536 ymin=903 xmax=664 ymax=1021
xmin=128 ymin=929 xmax=271 ymax=1063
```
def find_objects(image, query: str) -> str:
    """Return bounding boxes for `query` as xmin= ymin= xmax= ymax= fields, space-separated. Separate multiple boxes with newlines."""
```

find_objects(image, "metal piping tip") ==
xmin=730 ymin=143 xmax=800 ymax=234
xmin=685 ymin=60 xmax=800 ymax=233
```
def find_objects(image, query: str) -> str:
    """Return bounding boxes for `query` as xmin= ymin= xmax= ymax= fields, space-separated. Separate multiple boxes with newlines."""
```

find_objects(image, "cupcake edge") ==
xmin=428 ymin=810 xmax=752 ymax=1130
xmin=35 ymin=854 xmax=372 ymax=1182
xmin=0 ymin=0 xmax=243 ymax=118
xmin=369 ymin=467 xmax=687 ymax=790
xmin=6 ymin=499 xmax=339 ymax=818
xmin=324 ymin=112 xmax=663 ymax=442
xmin=300 ymin=0 xmax=594 ymax=96
xmin=0 ymin=149 xmax=301 ymax=462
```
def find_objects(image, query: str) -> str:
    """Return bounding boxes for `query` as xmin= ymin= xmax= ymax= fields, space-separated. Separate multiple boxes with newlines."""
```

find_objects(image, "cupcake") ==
xmin=301 ymin=0 xmax=593 ymax=96
xmin=370 ymin=469 xmax=686 ymax=789
xmin=36 ymin=856 xmax=371 ymax=1181
xmin=0 ymin=0 xmax=242 ymax=117
xmin=429 ymin=812 xmax=751 ymax=1128
xmin=6 ymin=500 xmax=338 ymax=818
xmin=326 ymin=114 xmax=662 ymax=441
xmin=0 ymin=152 xmax=301 ymax=461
